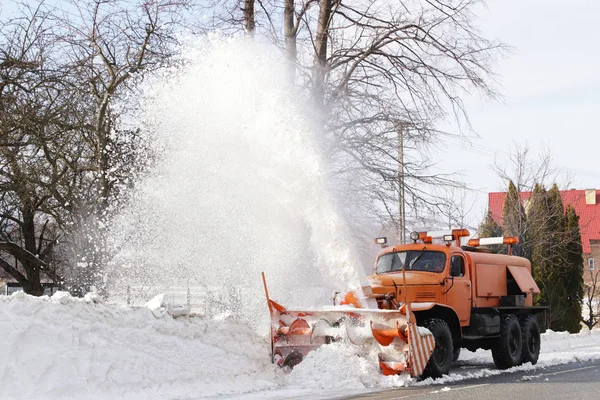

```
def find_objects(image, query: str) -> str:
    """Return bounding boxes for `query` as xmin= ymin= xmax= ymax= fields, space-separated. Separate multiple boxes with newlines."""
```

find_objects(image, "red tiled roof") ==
xmin=488 ymin=189 xmax=600 ymax=254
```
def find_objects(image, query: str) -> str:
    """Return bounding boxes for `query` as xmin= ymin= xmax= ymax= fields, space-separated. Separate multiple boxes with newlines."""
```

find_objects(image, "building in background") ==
xmin=0 ymin=264 xmax=61 ymax=296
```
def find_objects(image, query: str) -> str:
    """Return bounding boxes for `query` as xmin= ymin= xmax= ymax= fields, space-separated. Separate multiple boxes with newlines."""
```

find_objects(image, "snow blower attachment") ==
xmin=261 ymin=273 xmax=435 ymax=377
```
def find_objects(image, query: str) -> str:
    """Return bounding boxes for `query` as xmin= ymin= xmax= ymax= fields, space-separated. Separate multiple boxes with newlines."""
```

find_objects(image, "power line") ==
xmin=442 ymin=136 xmax=512 ymax=159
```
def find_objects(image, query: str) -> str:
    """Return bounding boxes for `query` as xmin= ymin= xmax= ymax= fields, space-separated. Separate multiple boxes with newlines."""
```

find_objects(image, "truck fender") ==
xmin=410 ymin=302 xmax=437 ymax=312
xmin=412 ymin=303 xmax=462 ymax=342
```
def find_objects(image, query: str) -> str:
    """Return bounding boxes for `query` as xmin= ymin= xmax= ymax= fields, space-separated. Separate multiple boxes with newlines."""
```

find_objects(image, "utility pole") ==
xmin=398 ymin=124 xmax=406 ymax=244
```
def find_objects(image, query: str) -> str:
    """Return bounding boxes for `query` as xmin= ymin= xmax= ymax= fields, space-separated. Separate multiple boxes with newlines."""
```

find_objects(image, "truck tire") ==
xmin=520 ymin=314 xmax=541 ymax=365
xmin=422 ymin=318 xmax=453 ymax=378
xmin=492 ymin=314 xmax=522 ymax=369
xmin=452 ymin=345 xmax=461 ymax=363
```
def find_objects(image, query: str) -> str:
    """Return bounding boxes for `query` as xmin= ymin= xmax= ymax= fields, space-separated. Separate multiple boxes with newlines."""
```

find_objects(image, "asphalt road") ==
xmin=340 ymin=359 xmax=600 ymax=400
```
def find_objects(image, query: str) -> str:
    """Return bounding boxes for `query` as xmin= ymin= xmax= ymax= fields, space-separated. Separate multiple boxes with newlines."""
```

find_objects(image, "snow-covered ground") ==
xmin=2 ymin=292 xmax=600 ymax=400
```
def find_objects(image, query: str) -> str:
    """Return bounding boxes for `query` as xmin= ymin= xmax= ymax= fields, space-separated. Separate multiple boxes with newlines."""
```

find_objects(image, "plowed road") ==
xmin=341 ymin=359 xmax=600 ymax=400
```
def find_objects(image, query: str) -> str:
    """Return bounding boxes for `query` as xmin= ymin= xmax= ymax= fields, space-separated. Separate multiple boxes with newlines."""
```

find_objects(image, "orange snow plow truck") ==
xmin=262 ymin=229 xmax=547 ymax=379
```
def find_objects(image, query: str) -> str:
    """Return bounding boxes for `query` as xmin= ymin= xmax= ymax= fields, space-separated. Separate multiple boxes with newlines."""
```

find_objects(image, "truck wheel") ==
xmin=452 ymin=345 xmax=461 ymax=363
xmin=520 ymin=314 xmax=541 ymax=365
xmin=422 ymin=318 xmax=453 ymax=378
xmin=492 ymin=314 xmax=522 ymax=369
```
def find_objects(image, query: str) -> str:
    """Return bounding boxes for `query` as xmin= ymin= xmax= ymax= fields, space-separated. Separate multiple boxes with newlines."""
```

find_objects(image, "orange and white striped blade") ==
xmin=408 ymin=323 xmax=435 ymax=377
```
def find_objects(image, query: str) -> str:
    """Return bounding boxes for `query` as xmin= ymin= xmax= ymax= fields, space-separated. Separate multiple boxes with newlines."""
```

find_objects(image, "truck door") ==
xmin=445 ymin=254 xmax=472 ymax=326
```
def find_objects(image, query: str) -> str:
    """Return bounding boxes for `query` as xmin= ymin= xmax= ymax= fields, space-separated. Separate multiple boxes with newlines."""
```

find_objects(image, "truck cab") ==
xmin=369 ymin=242 xmax=471 ymax=326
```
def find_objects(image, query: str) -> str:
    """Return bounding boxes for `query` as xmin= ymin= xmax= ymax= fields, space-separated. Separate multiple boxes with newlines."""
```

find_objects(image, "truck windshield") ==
xmin=375 ymin=251 xmax=447 ymax=274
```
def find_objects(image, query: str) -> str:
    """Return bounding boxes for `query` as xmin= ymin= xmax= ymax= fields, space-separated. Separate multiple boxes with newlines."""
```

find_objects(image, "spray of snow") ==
xmin=108 ymin=37 xmax=365 ymax=317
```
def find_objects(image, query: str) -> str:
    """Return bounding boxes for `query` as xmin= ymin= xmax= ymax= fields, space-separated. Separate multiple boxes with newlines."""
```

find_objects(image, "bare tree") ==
xmin=494 ymin=142 xmax=572 ymax=193
xmin=0 ymin=0 xmax=197 ymax=295
xmin=492 ymin=142 xmax=573 ymax=254
xmin=40 ymin=0 xmax=197 ymax=295
xmin=583 ymin=267 xmax=600 ymax=330
xmin=199 ymin=1 xmax=504 ymax=231
xmin=0 ymin=3 xmax=79 ymax=294
xmin=436 ymin=187 xmax=477 ymax=230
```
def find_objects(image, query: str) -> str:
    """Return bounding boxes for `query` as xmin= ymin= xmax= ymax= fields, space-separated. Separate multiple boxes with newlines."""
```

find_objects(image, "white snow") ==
xmin=0 ymin=292 xmax=278 ymax=400
xmin=108 ymin=36 xmax=366 ymax=318
xmin=144 ymin=293 xmax=166 ymax=317
xmin=2 ymin=291 xmax=600 ymax=400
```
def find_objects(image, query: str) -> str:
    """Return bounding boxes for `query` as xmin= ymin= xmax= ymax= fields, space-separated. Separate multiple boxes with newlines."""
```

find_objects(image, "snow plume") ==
xmin=108 ymin=36 xmax=365 ymax=317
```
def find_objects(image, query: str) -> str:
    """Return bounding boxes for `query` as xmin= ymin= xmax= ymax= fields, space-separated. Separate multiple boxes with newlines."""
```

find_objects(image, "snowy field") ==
xmin=1 ymin=292 xmax=600 ymax=400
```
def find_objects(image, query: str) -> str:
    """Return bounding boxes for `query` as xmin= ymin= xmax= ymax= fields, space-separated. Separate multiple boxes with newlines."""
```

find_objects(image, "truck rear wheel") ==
xmin=492 ymin=314 xmax=522 ymax=369
xmin=422 ymin=318 xmax=453 ymax=378
xmin=520 ymin=314 xmax=540 ymax=365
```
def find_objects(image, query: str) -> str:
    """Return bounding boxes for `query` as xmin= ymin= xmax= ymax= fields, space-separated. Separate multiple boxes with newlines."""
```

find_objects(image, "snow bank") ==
xmin=0 ymin=292 xmax=278 ymax=400
xmin=2 ymin=292 xmax=600 ymax=399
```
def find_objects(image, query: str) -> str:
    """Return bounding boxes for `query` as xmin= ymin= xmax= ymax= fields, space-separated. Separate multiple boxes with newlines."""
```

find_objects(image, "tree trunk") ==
xmin=312 ymin=0 xmax=332 ymax=106
xmin=25 ymin=267 xmax=44 ymax=296
xmin=284 ymin=0 xmax=297 ymax=82
xmin=96 ymin=89 xmax=113 ymax=212
xmin=243 ymin=0 xmax=255 ymax=37
xmin=22 ymin=206 xmax=44 ymax=296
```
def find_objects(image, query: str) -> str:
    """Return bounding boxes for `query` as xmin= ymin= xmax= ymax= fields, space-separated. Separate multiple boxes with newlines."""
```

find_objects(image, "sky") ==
xmin=435 ymin=0 xmax=600 ymax=227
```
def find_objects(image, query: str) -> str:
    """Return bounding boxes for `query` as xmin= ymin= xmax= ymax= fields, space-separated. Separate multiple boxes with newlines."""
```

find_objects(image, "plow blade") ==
xmin=262 ymin=274 xmax=435 ymax=377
